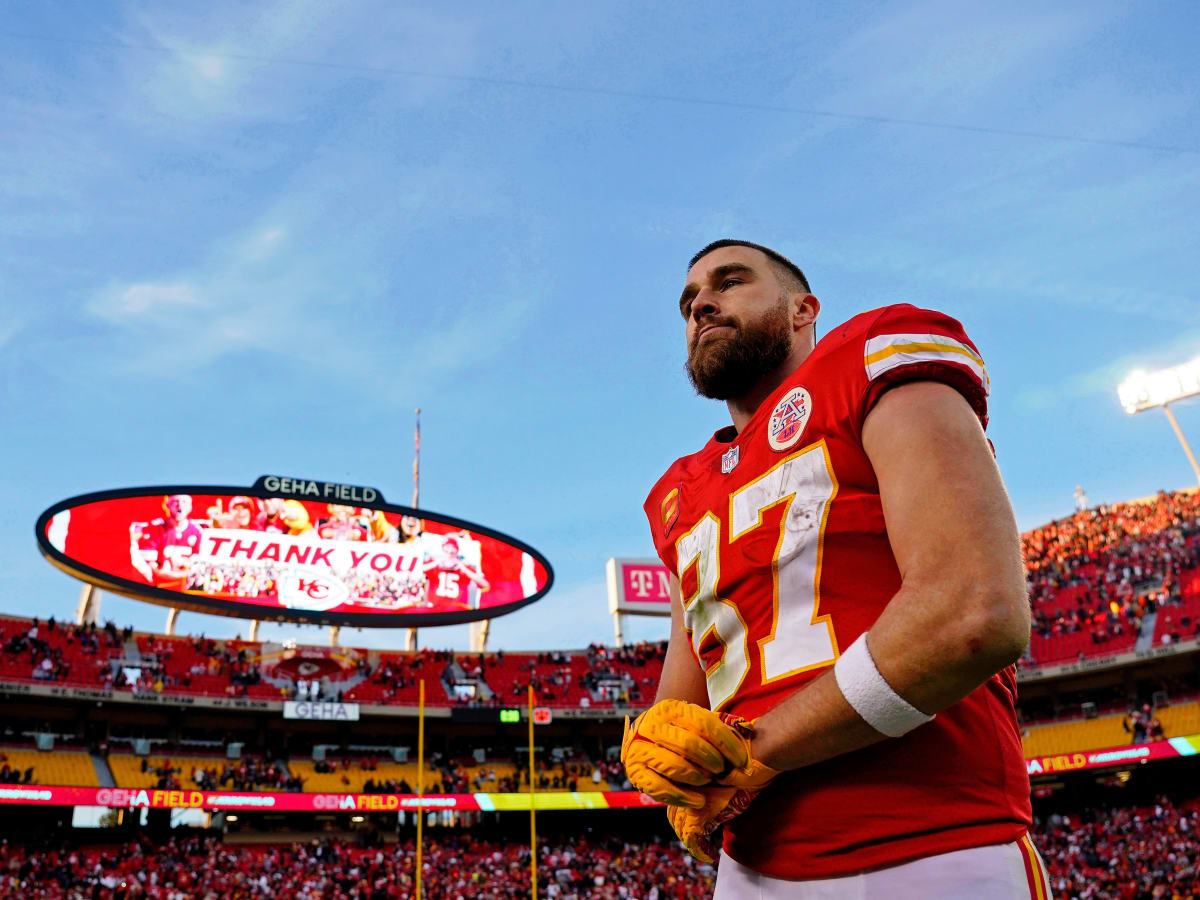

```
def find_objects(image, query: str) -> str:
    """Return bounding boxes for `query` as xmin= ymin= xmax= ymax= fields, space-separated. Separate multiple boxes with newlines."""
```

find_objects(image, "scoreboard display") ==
xmin=36 ymin=475 xmax=553 ymax=628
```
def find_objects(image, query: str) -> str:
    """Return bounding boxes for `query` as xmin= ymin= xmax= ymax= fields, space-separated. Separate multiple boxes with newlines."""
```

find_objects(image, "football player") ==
xmin=423 ymin=535 xmax=490 ymax=608
xmin=621 ymin=241 xmax=1047 ymax=898
xmin=316 ymin=504 xmax=368 ymax=541
xmin=130 ymin=494 xmax=204 ymax=586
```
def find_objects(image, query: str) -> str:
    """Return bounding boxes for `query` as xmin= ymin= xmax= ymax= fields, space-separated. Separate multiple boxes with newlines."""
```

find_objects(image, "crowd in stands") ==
xmin=136 ymin=756 xmax=304 ymax=793
xmin=357 ymin=650 xmax=439 ymax=704
xmin=0 ymin=833 xmax=713 ymax=899
xmin=6 ymin=795 xmax=1200 ymax=898
xmin=1034 ymin=796 xmax=1200 ymax=899
xmin=138 ymin=636 xmax=271 ymax=698
xmin=0 ymin=618 xmax=126 ymax=687
xmin=310 ymin=753 xmax=628 ymax=796
xmin=1124 ymin=704 xmax=1167 ymax=744
xmin=0 ymin=757 xmax=34 ymax=785
xmin=1021 ymin=489 xmax=1200 ymax=664
xmin=487 ymin=642 xmax=666 ymax=709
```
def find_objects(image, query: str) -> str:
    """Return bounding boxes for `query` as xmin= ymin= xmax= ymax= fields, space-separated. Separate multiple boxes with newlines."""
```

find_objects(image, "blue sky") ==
xmin=2 ymin=1 xmax=1198 ymax=652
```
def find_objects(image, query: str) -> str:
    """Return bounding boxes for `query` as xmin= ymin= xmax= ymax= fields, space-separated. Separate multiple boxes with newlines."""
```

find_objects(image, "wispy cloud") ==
xmin=815 ymin=1 xmax=1127 ymax=120
xmin=81 ymin=194 xmax=542 ymax=386
xmin=90 ymin=281 xmax=202 ymax=317
xmin=242 ymin=226 xmax=286 ymax=261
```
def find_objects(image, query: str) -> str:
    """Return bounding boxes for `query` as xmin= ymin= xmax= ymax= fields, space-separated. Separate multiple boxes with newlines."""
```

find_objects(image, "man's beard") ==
xmin=685 ymin=302 xmax=793 ymax=400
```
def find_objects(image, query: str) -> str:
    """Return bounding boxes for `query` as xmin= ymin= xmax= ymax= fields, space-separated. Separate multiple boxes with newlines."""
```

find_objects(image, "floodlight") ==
xmin=1117 ymin=356 xmax=1200 ymax=485
xmin=1117 ymin=357 xmax=1200 ymax=414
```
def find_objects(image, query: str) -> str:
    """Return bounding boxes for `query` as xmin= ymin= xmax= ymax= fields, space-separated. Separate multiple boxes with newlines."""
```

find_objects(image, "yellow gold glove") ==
xmin=621 ymin=699 xmax=748 ymax=808
xmin=712 ymin=711 xmax=779 ymax=791
xmin=667 ymin=787 xmax=738 ymax=863
xmin=665 ymin=713 xmax=779 ymax=863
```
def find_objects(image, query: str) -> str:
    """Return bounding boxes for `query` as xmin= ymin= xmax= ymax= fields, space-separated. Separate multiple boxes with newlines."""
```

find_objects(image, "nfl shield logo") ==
xmin=721 ymin=445 xmax=740 ymax=474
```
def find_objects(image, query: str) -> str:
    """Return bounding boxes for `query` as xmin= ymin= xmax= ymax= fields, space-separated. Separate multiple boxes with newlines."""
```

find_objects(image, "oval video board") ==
xmin=35 ymin=476 xmax=553 ymax=627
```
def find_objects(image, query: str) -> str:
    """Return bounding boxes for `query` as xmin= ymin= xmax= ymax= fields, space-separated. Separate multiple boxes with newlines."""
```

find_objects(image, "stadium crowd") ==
xmin=139 ymin=637 xmax=270 ymax=697
xmin=311 ymin=753 xmax=626 ymax=796
xmin=6 ymin=796 xmax=1200 ymax=898
xmin=1 ymin=618 xmax=125 ymax=687
xmin=136 ymin=757 xmax=304 ymax=793
xmin=1034 ymin=796 xmax=1200 ymax=899
xmin=487 ymin=642 xmax=666 ymax=708
xmin=0 ymin=833 xmax=713 ymax=899
xmin=1023 ymin=489 xmax=1200 ymax=651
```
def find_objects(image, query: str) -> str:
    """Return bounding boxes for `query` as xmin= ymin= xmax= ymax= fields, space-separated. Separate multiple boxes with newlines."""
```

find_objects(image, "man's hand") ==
xmin=712 ymin=711 xmax=779 ymax=791
xmin=622 ymin=699 xmax=779 ymax=854
xmin=658 ymin=711 xmax=777 ymax=861
xmin=621 ymin=699 xmax=747 ymax=807
xmin=667 ymin=788 xmax=736 ymax=863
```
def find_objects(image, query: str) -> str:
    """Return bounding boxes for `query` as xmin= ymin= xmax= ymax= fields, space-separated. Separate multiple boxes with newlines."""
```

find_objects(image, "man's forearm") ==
xmin=750 ymin=578 xmax=1026 ymax=772
xmin=751 ymin=668 xmax=886 ymax=771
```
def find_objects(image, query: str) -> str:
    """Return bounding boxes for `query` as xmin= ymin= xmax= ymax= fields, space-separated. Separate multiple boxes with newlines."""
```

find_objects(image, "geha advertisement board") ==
xmin=36 ymin=476 xmax=553 ymax=627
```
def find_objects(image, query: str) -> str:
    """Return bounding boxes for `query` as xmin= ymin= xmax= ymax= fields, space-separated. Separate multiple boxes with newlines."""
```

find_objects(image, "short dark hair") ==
xmin=688 ymin=239 xmax=811 ymax=294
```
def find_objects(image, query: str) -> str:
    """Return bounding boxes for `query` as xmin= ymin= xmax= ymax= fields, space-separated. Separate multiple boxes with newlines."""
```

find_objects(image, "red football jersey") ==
xmin=134 ymin=518 xmax=203 ymax=584
xmin=423 ymin=548 xmax=482 ymax=609
xmin=644 ymin=304 xmax=1031 ymax=879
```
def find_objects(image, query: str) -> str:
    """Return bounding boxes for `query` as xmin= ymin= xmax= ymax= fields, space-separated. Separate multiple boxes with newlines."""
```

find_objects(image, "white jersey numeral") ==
xmin=436 ymin=572 xmax=461 ymax=598
xmin=675 ymin=514 xmax=749 ymax=711
xmin=675 ymin=442 xmax=839 ymax=709
xmin=729 ymin=443 xmax=839 ymax=683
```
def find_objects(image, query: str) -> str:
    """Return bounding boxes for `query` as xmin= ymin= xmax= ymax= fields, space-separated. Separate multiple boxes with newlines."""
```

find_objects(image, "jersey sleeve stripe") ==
xmin=864 ymin=333 xmax=989 ymax=393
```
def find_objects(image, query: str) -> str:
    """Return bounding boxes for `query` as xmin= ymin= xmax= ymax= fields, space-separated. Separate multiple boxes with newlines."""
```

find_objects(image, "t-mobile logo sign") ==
xmin=623 ymin=565 xmax=671 ymax=603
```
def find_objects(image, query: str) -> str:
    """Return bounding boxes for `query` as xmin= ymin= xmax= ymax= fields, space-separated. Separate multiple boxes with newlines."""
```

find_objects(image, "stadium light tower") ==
xmin=1118 ymin=357 xmax=1200 ymax=486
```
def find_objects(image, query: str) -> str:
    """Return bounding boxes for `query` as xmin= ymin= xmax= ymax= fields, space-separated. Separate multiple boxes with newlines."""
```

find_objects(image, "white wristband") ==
xmin=834 ymin=633 xmax=934 ymax=738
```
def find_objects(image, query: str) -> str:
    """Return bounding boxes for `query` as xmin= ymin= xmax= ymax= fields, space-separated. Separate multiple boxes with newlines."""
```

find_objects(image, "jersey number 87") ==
xmin=675 ymin=442 xmax=840 ymax=711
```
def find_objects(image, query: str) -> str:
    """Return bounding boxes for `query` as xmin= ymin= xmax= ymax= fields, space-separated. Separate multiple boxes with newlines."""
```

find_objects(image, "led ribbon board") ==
xmin=36 ymin=476 xmax=553 ymax=627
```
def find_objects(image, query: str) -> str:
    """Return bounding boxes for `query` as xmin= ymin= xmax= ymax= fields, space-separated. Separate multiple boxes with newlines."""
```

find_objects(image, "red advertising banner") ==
xmin=1025 ymin=734 xmax=1200 ymax=776
xmin=606 ymin=558 xmax=673 ymax=616
xmin=36 ymin=477 xmax=553 ymax=627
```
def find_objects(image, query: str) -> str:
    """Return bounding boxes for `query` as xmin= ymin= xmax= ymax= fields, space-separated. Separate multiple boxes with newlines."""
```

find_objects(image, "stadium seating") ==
xmin=4 ymin=491 xmax=1198 ymax=695
xmin=1153 ymin=699 xmax=1200 ymax=737
xmin=2 ymin=492 xmax=1197 ymax=707
xmin=0 ymin=616 xmax=121 ymax=688
xmin=1153 ymin=594 xmax=1200 ymax=645
xmin=1021 ymin=700 xmax=1200 ymax=757
xmin=108 ymin=754 xmax=219 ymax=792
xmin=2 ymin=796 xmax=1198 ymax=899
xmin=0 ymin=833 xmax=718 ymax=898
xmin=284 ymin=758 xmax=611 ymax=794
xmin=1021 ymin=488 xmax=1200 ymax=669
xmin=1037 ymin=797 xmax=1200 ymax=898
xmin=480 ymin=647 xmax=663 ymax=709
xmin=0 ymin=747 xmax=97 ymax=787
xmin=1021 ymin=713 xmax=1131 ymax=757
xmin=288 ymin=760 xmax=439 ymax=794
xmin=1026 ymin=629 xmax=1138 ymax=666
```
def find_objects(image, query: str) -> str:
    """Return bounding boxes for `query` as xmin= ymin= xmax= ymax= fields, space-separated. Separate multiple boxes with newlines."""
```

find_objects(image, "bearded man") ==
xmin=622 ymin=240 xmax=1046 ymax=899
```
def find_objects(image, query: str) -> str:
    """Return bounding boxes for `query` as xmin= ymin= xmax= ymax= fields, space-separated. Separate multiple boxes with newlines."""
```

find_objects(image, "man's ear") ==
xmin=793 ymin=293 xmax=820 ymax=330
